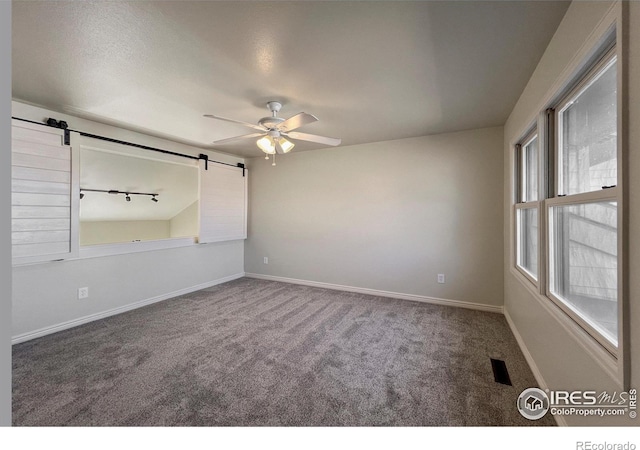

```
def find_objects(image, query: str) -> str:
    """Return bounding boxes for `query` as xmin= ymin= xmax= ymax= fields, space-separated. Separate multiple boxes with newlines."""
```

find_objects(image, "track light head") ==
xmin=125 ymin=194 xmax=131 ymax=202
xmin=151 ymin=196 xmax=158 ymax=203
xmin=80 ymin=192 xmax=84 ymax=199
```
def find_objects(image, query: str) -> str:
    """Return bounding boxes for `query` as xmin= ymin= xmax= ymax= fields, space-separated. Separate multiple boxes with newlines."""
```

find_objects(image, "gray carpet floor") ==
xmin=12 ymin=277 xmax=555 ymax=426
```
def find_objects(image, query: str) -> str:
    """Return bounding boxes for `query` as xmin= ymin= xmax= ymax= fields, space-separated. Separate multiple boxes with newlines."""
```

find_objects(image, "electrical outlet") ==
xmin=78 ymin=287 xmax=89 ymax=299
xmin=437 ymin=274 xmax=445 ymax=284
xmin=263 ymin=257 xmax=269 ymax=264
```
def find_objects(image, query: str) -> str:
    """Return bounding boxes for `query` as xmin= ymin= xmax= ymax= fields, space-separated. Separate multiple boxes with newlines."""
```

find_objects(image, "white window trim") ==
xmin=514 ymin=127 xmax=540 ymax=287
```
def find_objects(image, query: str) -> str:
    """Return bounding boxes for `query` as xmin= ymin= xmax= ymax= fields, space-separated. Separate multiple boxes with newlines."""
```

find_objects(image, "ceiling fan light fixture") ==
xmin=205 ymin=102 xmax=339 ymax=163
xmin=278 ymin=137 xmax=295 ymax=153
xmin=257 ymin=136 xmax=276 ymax=154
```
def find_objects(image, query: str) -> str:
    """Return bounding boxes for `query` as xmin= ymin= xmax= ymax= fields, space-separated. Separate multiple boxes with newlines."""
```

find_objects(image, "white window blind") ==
xmin=198 ymin=161 xmax=247 ymax=243
xmin=12 ymin=120 xmax=79 ymax=264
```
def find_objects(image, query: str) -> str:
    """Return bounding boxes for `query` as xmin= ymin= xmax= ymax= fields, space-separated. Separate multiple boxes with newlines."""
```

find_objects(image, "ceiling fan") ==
xmin=204 ymin=101 xmax=341 ymax=163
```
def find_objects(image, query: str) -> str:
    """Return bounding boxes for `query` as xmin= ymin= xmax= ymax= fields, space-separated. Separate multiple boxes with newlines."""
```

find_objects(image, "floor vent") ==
xmin=490 ymin=358 xmax=512 ymax=386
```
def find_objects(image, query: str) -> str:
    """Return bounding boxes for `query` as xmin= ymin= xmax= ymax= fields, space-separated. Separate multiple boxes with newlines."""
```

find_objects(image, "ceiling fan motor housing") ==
xmin=259 ymin=116 xmax=285 ymax=129
xmin=259 ymin=101 xmax=285 ymax=129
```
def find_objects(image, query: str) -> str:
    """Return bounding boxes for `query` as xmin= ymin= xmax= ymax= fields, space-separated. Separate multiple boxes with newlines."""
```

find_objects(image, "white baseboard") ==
xmin=504 ymin=309 xmax=567 ymax=427
xmin=245 ymin=273 xmax=504 ymax=314
xmin=11 ymin=272 xmax=245 ymax=345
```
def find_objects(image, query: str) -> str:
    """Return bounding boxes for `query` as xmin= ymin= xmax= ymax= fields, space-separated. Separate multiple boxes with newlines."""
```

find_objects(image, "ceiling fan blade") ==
xmin=274 ymin=139 xmax=285 ymax=155
xmin=213 ymin=132 xmax=266 ymax=145
xmin=286 ymin=131 xmax=341 ymax=146
xmin=203 ymin=114 xmax=265 ymax=131
xmin=278 ymin=112 xmax=318 ymax=132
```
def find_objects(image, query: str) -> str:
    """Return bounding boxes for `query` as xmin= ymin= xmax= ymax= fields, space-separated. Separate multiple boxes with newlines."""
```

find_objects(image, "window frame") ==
xmin=76 ymin=137 xmax=201 ymax=256
xmin=546 ymin=45 xmax=621 ymax=358
xmin=515 ymin=204 xmax=539 ymax=284
xmin=545 ymin=192 xmax=619 ymax=356
xmin=514 ymin=128 xmax=541 ymax=285
xmin=510 ymin=17 xmax=627 ymax=387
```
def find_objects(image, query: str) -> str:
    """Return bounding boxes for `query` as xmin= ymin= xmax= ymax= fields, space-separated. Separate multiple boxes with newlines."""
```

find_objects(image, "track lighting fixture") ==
xmin=80 ymin=188 xmax=159 ymax=202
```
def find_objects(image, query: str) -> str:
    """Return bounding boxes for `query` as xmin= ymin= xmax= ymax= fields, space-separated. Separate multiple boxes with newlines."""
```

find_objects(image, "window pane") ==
xmin=522 ymin=136 xmax=538 ymax=202
xmin=558 ymin=57 xmax=617 ymax=196
xmin=549 ymin=202 xmax=617 ymax=346
xmin=517 ymin=207 xmax=538 ymax=279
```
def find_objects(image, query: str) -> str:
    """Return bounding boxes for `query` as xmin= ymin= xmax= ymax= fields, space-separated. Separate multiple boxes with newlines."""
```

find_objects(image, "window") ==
xmin=548 ymin=201 xmax=618 ymax=346
xmin=517 ymin=207 xmax=538 ymax=278
xmin=521 ymin=135 xmax=539 ymax=202
xmin=556 ymin=55 xmax=617 ymax=196
xmin=78 ymin=137 xmax=247 ymax=252
xmin=547 ymin=48 xmax=619 ymax=353
xmin=79 ymin=144 xmax=199 ymax=246
xmin=513 ymin=44 xmax=621 ymax=357
xmin=515 ymin=131 xmax=539 ymax=281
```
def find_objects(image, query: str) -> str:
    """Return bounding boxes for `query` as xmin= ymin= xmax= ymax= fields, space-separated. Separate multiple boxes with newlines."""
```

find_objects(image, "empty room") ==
xmin=3 ymin=0 xmax=640 ymax=435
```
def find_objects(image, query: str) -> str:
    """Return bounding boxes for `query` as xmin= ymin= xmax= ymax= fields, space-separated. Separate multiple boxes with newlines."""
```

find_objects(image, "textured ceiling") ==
xmin=12 ymin=1 xmax=570 ymax=157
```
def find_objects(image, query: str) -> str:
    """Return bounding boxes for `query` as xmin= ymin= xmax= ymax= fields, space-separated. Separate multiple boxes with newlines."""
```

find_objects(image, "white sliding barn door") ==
xmin=11 ymin=120 xmax=79 ymax=264
xmin=198 ymin=161 xmax=247 ymax=243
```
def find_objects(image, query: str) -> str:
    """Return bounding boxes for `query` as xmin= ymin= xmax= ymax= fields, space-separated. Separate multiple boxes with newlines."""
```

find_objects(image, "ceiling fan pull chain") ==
xmin=272 ymin=153 xmax=276 ymax=166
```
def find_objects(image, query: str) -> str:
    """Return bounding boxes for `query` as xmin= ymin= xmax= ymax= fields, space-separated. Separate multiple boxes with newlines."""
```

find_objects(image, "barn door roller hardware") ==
xmin=46 ymin=118 xmax=70 ymax=145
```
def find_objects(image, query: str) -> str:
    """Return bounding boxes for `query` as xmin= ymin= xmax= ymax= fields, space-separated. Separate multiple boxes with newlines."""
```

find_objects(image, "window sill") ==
xmin=508 ymin=266 xmax=621 ymax=388
xmin=515 ymin=264 xmax=538 ymax=287
xmin=79 ymin=237 xmax=196 ymax=259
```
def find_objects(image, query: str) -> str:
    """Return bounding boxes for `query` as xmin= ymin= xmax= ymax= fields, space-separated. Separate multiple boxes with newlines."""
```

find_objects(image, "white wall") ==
xmin=80 ymin=220 xmax=171 ymax=245
xmin=245 ymin=127 xmax=504 ymax=309
xmin=503 ymin=0 xmax=639 ymax=425
xmin=13 ymin=241 xmax=243 ymax=339
xmin=170 ymin=200 xmax=198 ymax=238
xmin=12 ymin=101 xmax=245 ymax=340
